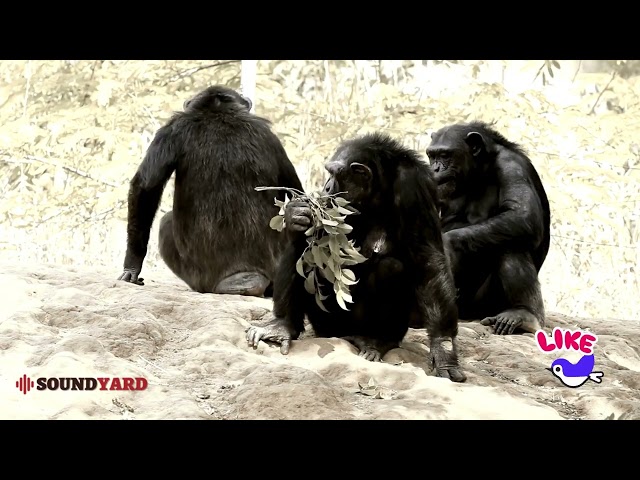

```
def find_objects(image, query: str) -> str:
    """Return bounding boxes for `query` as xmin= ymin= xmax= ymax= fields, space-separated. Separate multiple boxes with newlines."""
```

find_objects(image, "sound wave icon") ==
xmin=16 ymin=374 xmax=35 ymax=395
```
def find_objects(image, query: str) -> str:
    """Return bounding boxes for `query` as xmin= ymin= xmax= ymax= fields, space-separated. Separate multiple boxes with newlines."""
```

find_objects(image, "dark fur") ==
xmin=247 ymin=132 xmax=466 ymax=382
xmin=118 ymin=85 xmax=303 ymax=297
xmin=426 ymin=121 xmax=550 ymax=335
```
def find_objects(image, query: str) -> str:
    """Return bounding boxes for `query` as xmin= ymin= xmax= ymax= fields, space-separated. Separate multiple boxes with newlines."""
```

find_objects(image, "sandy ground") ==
xmin=1 ymin=261 xmax=638 ymax=420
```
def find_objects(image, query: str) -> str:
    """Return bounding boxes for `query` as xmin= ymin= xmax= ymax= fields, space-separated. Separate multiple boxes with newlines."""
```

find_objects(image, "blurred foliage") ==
xmin=0 ymin=60 xmax=638 ymax=321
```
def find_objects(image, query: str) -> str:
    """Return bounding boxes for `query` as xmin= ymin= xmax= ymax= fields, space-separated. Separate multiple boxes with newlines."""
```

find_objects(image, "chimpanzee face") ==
xmin=426 ymin=128 xmax=486 ymax=185
xmin=322 ymin=146 xmax=373 ymax=206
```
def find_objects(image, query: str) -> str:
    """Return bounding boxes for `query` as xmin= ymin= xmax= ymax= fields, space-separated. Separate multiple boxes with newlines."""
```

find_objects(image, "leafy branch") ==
xmin=255 ymin=186 xmax=368 ymax=312
xmin=533 ymin=60 xmax=561 ymax=86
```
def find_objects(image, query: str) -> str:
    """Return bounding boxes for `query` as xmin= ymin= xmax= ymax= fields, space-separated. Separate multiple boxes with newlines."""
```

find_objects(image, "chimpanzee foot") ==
xmin=480 ymin=308 xmax=542 ymax=335
xmin=215 ymin=272 xmax=271 ymax=297
xmin=430 ymin=336 xmax=467 ymax=383
xmin=342 ymin=336 xmax=398 ymax=362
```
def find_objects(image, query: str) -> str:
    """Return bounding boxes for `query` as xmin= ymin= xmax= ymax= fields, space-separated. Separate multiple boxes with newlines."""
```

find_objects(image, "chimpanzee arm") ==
xmin=448 ymin=154 xmax=545 ymax=255
xmin=120 ymin=123 xmax=180 ymax=282
xmin=395 ymin=164 xmax=467 ymax=382
xmin=246 ymin=201 xmax=310 ymax=354
xmin=245 ymin=243 xmax=306 ymax=354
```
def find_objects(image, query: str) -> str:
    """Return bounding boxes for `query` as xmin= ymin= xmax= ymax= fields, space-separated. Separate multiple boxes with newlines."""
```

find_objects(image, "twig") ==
xmin=254 ymin=186 xmax=306 ymax=196
xmin=138 ymin=355 xmax=169 ymax=374
xmin=532 ymin=62 xmax=546 ymax=84
xmin=47 ymin=200 xmax=127 ymax=239
xmin=588 ymin=71 xmax=617 ymax=116
xmin=36 ymin=202 xmax=88 ymax=226
xmin=572 ymin=60 xmax=582 ymax=83
xmin=127 ymin=92 xmax=161 ymax=130
xmin=89 ymin=60 xmax=100 ymax=81
xmin=22 ymin=60 xmax=32 ymax=118
xmin=0 ymin=153 xmax=122 ymax=188
xmin=164 ymin=61 xmax=239 ymax=84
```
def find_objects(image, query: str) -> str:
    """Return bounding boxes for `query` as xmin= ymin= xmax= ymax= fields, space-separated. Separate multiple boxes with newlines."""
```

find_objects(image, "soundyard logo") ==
xmin=15 ymin=375 xmax=148 ymax=395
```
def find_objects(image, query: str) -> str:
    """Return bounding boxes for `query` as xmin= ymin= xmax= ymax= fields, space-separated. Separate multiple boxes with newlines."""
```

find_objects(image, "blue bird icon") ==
xmin=547 ymin=354 xmax=604 ymax=388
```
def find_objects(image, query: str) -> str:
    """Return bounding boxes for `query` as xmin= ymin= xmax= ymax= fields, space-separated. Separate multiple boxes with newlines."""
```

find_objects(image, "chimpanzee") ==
xmin=246 ymin=132 xmax=467 ymax=383
xmin=117 ymin=85 xmax=303 ymax=297
xmin=426 ymin=121 xmax=550 ymax=335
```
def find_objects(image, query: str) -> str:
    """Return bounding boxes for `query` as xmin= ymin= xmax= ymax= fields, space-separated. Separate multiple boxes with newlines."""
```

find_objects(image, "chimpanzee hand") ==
xmin=245 ymin=317 xmax=297 ymax=354
xmin=284 ymin=200 xmax=313 ymax=233
xmin=118 ymin=267 xmax=145 ymax=286
xmin=430 ymin=336 xmax=467 ymax=383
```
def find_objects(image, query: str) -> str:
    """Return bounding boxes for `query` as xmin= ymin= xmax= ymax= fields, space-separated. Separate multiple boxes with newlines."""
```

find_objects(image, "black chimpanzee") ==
xmin=117 ymin=85 xmax=303 ymax=297
xmin=246 ymin=132 xmax=467 ymax=383
xmin=426 ymin=121 xmax=550 ymax=335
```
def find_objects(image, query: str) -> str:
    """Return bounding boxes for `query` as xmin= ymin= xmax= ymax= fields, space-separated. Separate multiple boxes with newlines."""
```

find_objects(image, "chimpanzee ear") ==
xmin=465 ymin=132 xmax=485 ymax=157
xmin=350 ymin=162 xmax=372 ymax=180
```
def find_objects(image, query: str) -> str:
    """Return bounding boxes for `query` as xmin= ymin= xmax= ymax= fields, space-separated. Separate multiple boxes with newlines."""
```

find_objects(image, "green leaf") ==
xmin=343 ymin=244 xmax=368 ymax=263
xmin=336 ymin=206 xmax=355 ymax=215
xmin=316 ymin=235 xmax=330 ymax=247
xmin=337 ymin=223 xmax=353 ymax=234
xmin=329 ymin=236 xmax=341 ymax=256
xmin=340 ymin=276 xmax=358 ymax=286
xmin=328 ymin=258 xmax=339 ymax=276
xmin=341 ymin=289 xmax=353 ymax=303
xmin=304 ymin=270 xmax=316 ymax=295
xmin=325 ymin=207 xmax=341 ymax=218
xmin=312 ymin=245 xmax=324 ymax=267
xmin=335 ymin=289 xmax=350 ymax=311
xmin=321 ymin=265 xmax=335 ymax=282
xmin=296 ymin=258 xmax=305 ymax=278
xmin=269 ymin=215 xmax=284 ymax=232
xmin=341 ymin=259 xmax=361 ymax=266
xmin=340 ymin=268 xmax=358 ymax=285
xmin=319 ymin=247 xmax=331 ymax=265
xmin=304 ymin=226 xmax=316 ymax=236
xmin=302 ymin=248 xmax=314 ymax=266
xmin=342 ymin=268 xmax=356 ymax=282
xmin=333 ymin=197 xmax=350 ymax=206
xmin=324 ymin=226 xmax=339 ymax=235
xmin=332 ymin=255 xmax=345 ymax=265
xmin=315 ymin=293 xmax=330 ymax=312
xmin=322 ymin=218 xmax=339 ymax=226
xmin=552 ymin=60 xmax=560 ymax=69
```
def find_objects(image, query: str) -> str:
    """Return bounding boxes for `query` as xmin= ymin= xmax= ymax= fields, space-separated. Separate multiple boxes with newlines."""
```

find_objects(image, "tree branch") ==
xmin=588 ymin=71 xmax=617 ymax=116
xmin=0 ymin=153 xmax=122 ymax=188
xmin=164 ymin=61 xmax=240 ymax=84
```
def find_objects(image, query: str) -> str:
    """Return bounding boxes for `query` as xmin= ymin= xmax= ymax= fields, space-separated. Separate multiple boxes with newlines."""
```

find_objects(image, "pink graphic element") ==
xmin=535 ymin=327 xmax=598 ymax=355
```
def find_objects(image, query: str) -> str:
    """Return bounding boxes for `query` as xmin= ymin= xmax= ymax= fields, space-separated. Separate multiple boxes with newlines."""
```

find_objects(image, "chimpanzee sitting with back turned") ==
xmin=426 ymin=121 xmax=551 ymax=335
xmin=117 ymin=85 xmax=303 ymax=297
xmin=246 ymin=132 xmax=466 ymax=383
